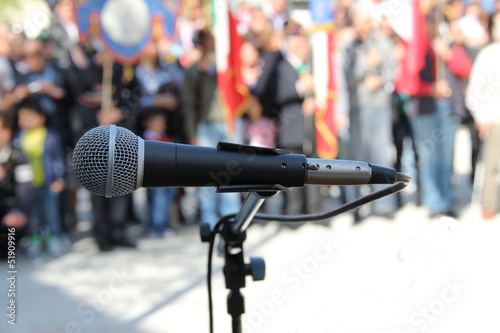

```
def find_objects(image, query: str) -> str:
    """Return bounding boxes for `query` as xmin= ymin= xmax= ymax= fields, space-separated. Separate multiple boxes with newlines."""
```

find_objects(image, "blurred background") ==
xmin=1 ymin=0 xmax=500 ymax=332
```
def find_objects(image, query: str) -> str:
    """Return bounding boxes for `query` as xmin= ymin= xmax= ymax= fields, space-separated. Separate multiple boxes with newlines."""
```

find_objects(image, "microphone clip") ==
xmin=217 ymin=184 xmax=291 ymax=193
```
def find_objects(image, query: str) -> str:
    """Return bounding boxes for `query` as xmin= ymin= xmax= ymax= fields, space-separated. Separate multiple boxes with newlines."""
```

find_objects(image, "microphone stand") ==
xmin=199 ymin=169 xmax=411 ymax=333
xmin=201 ymin=191 xmax=276 ymax=333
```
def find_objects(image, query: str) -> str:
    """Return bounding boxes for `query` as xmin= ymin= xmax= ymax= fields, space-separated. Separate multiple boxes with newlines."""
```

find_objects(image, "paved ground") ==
xmin=2 ymin=188 xmax=500 ymax=333
xmin=2 ymin=128 xmax=500 ymax=333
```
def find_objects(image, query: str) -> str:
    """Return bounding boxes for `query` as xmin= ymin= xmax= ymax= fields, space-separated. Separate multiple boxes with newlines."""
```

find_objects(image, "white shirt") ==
xmin=466 ymin=43 xmax=500 ymax=124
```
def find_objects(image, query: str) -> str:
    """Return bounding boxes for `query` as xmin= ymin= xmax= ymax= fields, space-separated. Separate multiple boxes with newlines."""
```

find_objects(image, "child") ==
xmin=12 ymin=97 xmax=65 ymax=256
xmin=243 ymin=94 xmax=277 ymax=148
xmin=141 ymin=109 xmax=177 ymax=238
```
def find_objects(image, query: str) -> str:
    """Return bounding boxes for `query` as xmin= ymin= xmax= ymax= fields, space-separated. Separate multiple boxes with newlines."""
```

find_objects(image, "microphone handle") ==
xmin=141 ymin=141 xmax=308 ymax=189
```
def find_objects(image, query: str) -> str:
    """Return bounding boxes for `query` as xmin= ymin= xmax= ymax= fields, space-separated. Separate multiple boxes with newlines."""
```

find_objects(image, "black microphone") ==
xmin=72 ymin=125 xmax=407 ymax=197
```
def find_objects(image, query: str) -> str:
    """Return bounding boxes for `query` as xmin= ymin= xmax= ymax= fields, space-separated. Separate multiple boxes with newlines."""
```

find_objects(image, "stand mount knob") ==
xmin=246 ymin=257 xmax=265 ymax=281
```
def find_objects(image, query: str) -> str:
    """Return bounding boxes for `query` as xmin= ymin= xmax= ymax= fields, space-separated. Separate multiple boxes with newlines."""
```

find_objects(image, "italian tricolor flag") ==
xmin=212 ymin=0 xmax=249 ymax=133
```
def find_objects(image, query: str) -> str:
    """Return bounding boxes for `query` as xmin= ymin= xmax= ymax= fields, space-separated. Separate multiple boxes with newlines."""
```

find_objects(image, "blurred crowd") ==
xmin=0 ymin=0 xmax=499 ymax=258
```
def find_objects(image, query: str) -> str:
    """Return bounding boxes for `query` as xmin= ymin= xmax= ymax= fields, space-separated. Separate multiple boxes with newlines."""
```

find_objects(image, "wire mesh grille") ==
xmin=72 ymin=125 xmax=138 ymax=197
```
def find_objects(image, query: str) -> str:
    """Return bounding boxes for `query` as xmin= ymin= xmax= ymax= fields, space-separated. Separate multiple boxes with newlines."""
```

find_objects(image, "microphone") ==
xmin=72 ymin=125 xmax=406 ymax=198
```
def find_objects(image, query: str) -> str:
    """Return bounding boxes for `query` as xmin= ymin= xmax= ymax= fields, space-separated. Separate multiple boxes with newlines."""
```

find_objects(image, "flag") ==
xmin=74 ymin=0 xmax=179 ymax=64
xmin=390 ymin=0 xmax=427 ymax=95
xmin=313 ymin=29 xmax=338 ymax=158
xmin=404 ymin=0 xmax=427 ymax=94
xmin=212 ymin=0 xmax=249 ymax=133
xmin=310 ymin=0 xmax=337 ymax=158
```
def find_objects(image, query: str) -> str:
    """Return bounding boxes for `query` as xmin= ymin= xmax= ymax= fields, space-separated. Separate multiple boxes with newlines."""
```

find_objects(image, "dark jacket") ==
xmin=68 ymin=47 xmax=142 ymax=137
xmin=406 ymin=43 xmax=472 ymax=119
xmin=0 ymin=144 xmax=26 ymax=258
xmin=253 ymin=50 xmax=283 ymax=120
xmin=274 ymin=58 xmax=315 ymax=154
xmin=182 ymin=62 xmax=224 ymax=142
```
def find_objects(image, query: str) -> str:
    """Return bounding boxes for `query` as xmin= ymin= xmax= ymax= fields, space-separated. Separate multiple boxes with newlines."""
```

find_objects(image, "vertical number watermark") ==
xmin=6 ymin=227 xmax=17 ymax=326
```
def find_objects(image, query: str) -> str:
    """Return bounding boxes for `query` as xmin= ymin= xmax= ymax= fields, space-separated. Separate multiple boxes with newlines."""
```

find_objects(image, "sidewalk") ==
xmin=1 ymin=195 xmax=500 ymax=333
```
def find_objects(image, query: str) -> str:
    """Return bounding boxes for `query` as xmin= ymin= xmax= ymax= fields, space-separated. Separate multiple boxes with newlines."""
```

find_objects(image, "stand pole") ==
xmin=218 ymin=192 xmax=275 ymax=333
xmin=231 ymin=193 xmax=267 ymax=233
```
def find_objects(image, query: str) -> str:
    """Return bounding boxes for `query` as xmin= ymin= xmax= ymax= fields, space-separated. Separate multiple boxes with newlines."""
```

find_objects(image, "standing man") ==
xmin=274 ymin=20 xmax=324 ymax=226
xmin=182 ymin=30 xmax=242 ymax=230
xmin=69 ymin=45 xmax=141 ymax=251
xmin=466 ymin=18 xmax=500 ymax=219
xmin=406 ymin=11 xmax=471 ymax=218
xmin=339 ymin=3 xmax=398 ymax=221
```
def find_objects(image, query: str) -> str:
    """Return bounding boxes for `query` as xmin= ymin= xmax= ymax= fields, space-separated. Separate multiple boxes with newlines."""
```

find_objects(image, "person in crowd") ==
xmin=135 ymin=40 xmax=183 ymax=142
xmin=243 ymin=94 xmax=276 ymax=149
xmin=273 ymin=19 xmax=324 ymax=227
xmin=177 ymin=0 xmax=208 ymax=68
xmin=444 ymin=0 xmax=465 ymax=22
xmin=43 ymin=0 xmax=80 ymax=70
xmin=250 ymin=14 xmax=284 ymax=124
xmin=0 ymin=23 xmax=15 ymax=113
xmin=247 ymin=9 xmax=284 ymax=52
xmin=141 ymin=109 xmax=177 ymax=238
xmin=339 ymin=3 xmax=398 ymax=221
xmin=157 ymin=36 xmax=187 ymax=141
xmin=152 ymin=35 xmax=198 ymax=226
xmin=12 ymin=97 xmax=65 ymax=257
xmin=466 ymin=18 xmax=500 ymax=219
xmin=447 ymin=18 xmax=480 ymax=183
xmin=262 ymin=0 xmax=289 ymax=32
xmin=241 ymin=29 xmax=283 ymax=217
xmin=335 ymin=0 xmax=356 ymax=29
xmin=7 ymin=28 xmax=28 ymax=83
xmin=42 ymin=0 xmax=83 ymax=242
xmin=13 ymin=39 xmax=70 ymax=148
xmin=240 ymin=39 xmax=265 ymax=91
xmin=404 ymin=11 xmax=472 ymax=218
xmin=391 ymin=33 xmax=420 ymax=207
xmin=239 ymin=29 xmax=272 ymax=145
xmin=69 ymin=45 xmax=141 ymax=252
xmin=459 ymin=1 xmax=489 ymax=52
xmin=0 ymin=112 xmax=27 ymax=259
xmin=182 ymin=29 xmax=242 ymax=230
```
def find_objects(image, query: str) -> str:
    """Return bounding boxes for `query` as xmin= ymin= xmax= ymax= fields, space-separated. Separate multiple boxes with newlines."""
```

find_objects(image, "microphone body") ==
xmin=143 ymin=140 xmax=308 ymax=189
xmin=72 ymin=125 xmax=398 ymax=197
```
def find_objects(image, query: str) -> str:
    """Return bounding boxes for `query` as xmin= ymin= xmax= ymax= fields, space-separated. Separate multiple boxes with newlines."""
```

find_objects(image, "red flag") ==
xmin=315 ymin=30 xmax=338 ymax=159
xmin=214 ymin=1 xmax=249 ymax=133
xmin=396 ymin=0 xmax=428 ymax=95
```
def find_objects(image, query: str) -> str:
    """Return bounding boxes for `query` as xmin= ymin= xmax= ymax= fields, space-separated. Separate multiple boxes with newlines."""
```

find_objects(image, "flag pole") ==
xmin=101 ymin=52 xmax=114 ymax=113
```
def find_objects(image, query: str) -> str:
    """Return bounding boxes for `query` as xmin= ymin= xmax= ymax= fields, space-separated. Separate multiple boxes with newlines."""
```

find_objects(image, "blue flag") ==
xmin=75 ymin=0 xmax=178 ymax=64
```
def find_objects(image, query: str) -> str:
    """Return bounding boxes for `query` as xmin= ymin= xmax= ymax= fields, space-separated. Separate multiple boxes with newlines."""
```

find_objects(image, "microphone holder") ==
xmin=200 ymin=191 xmax=277 ymax=333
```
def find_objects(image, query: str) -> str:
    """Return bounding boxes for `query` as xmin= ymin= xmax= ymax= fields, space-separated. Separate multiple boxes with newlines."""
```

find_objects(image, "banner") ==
xmin=310 ymin=0 xmax=337 ymax=159
xmin=212 ymin=0 xmax=249 ymax=133
xmin=74 ymin=0 xmax=178 ymax=64
xmin=310 ymin=0 xmax=334 ymax=26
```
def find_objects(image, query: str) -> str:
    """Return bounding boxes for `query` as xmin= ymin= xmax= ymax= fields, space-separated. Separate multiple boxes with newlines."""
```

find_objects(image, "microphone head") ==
xmin=72 ymin=125 xmax=140 ymax=197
